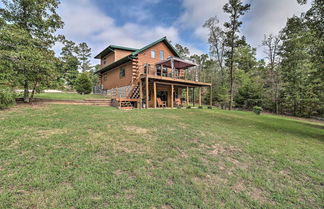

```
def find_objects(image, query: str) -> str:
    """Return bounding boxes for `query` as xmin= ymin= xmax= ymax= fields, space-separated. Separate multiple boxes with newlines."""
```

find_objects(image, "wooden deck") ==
xmin=140 ymin=74 xmax=211 ymax=87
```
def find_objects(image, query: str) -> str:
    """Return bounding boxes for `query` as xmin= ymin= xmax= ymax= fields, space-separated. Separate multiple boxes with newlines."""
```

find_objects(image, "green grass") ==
xmin=34 ymin=93 xmax=106 ymax=100
xmin=0 ymin=105 xmax=323 ymax=208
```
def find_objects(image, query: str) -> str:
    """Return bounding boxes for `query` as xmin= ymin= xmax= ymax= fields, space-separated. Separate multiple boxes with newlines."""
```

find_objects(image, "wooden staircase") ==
xmin=111 ymin=58 xmax=141 ymax=109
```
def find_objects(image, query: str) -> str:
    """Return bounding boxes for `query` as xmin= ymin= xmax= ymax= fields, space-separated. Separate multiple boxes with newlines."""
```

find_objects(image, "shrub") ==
xmin=74 ymin=73 xmax=92 ymax=94
xmin=177 ymin=106 xmax=182 ymax=109
xmin=253 ymin=106 xmax=263 ymax=115
xmin=208 ymin=106 xmax=213 ymax=109
xmin=0 ymin=86 xmax=16 ymax=110
xmin=186 ymin=106 xmax=191 ymax=109
xmin=198 ymin=106 xmax=203 ymax=109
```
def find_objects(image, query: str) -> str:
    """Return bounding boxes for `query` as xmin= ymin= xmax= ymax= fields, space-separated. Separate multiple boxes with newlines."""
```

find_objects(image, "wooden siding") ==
xmin=101 ymin=61 xmax=133 ymax=89
xmin=137 ymin=42 xmax=176 ymax=74
xmin=115 ymin=49 xmax=132 ymax=61
xmin=101 ymin=53 xmax=115 ymax=68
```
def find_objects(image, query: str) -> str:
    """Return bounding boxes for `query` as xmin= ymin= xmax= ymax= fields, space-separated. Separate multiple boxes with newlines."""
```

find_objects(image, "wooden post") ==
xmin=199 ymin=87 xmax=202 ymax=106
xmin=146 ymin=74 xmax=149 ymax=109
xmin=139 ymin=80 xmax=143 ymax=109
xmin=153 ymin=81 xmax=157 ymax=109
xmin=193 ymin=87 xmax=195 ymax=107
xmin=171 ymin=84 xmax=174 ymax=108
xmin=210 ymin=85 xmax=212 ymax=107
xmin=186 ymin=86 xmax=189 ymax=106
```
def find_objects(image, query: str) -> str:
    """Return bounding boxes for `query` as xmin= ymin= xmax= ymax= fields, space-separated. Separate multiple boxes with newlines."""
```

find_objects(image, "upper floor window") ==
xmin=119 ymin=67 xmax=126 ymax=78
xmin=151 ymin=50 xmax=156 ymax=59
xmin=160 ymin=50 xmax=164 ymax=60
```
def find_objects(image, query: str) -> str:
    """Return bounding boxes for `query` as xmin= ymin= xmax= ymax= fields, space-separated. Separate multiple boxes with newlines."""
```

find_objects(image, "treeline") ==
xmin=0 ymin=0 xmax=97 ymax=108
xmin=180 ymin=0 xmax=323 ymax=117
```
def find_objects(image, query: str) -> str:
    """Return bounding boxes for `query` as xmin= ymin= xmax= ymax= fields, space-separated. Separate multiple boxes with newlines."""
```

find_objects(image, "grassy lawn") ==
xmin=0 ymin=105 xmax=323 ymax=208
xmin=34 ymin=92 xmax=106 ymax=100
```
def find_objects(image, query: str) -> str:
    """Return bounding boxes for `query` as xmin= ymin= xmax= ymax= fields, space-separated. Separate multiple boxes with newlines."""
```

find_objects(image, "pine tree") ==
xmin=223 ymin=0 xmax=250 ymax=110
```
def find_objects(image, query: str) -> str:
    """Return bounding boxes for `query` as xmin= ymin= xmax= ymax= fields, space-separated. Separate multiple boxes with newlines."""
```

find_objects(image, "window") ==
xmin=160 ymin=50 xmax=164 ymax=60
xmin=151 ymin=50 xmax=156 ymax=58
xmin=119 ymin=67 xmax=125 ymax=78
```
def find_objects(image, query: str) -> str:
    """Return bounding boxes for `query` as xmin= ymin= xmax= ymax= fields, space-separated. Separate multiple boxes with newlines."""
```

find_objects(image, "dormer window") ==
xmin=151 ymin=50 xmax=156 ymax=58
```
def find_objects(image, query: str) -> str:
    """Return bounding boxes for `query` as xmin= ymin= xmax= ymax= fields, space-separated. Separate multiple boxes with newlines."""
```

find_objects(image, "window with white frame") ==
xmin=151 ymin=50 xmax=156 ymax=58
xmin=160 ymin=50 xmax=164 ymax=60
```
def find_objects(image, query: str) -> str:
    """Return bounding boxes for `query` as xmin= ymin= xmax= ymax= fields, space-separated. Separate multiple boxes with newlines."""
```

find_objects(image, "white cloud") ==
xmin=178 ymin=0 xmax=311 ymax=59
xmin=57 ymin=0 xmax=180 ymax=64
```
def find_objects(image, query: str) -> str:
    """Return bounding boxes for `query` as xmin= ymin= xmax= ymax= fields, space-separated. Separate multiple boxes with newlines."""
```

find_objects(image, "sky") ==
xmin=1 ymin=0 xmax=312 ymax=63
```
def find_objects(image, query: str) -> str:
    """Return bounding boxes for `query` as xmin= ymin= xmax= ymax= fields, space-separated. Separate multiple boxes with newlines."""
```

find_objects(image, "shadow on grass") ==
xmin=199 ymin=110 xmax=324 ymax=142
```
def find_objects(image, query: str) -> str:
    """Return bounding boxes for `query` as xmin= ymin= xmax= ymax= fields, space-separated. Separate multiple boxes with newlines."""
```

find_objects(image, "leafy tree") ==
xmin=203 ymin=16 xmax=226 ymax=75
xmin=234 ymin=44 xmax=257 ymax=73
xmin=0 ymin=0 xmax=63 ymax=102
xmin=76 ymin=42 xmax=92 ymax=72
xmin=190 ymin=54 xmax=209 ymax=82
xmin=60 ymin=39 xmax=80 ymax=88
xmin=175 ymin=43 xmax=190 ymax=59
xmin=74 ymin=72 xmax=92 ymax=94
xmin=262 ymin=34 xmax=282 ymax=114
xmin=223 ymin=0 xmax=250 ymax=110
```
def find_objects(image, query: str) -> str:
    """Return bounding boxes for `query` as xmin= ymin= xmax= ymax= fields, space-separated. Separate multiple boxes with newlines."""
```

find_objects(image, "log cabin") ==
xmin=94 ymin=37 xmax=212 ymax=109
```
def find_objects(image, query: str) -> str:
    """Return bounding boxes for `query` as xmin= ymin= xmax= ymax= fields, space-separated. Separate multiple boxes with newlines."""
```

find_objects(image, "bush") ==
xmin=74 ymin=73 xmax=92 ymax=94
xmin=253 ymin=106 xmax=263 ymax=115
xmin=0 ymin=87 xmax=16 ymax=110
xmin=208 ymin=106 xmax=213 ymax=109
xmin=186 ymin=106 xmax=191 ymax=109
xmin=177 ymin=106 xmax=182 ymax=109
xmin=198 ymin=106 xmax=203 ymax=109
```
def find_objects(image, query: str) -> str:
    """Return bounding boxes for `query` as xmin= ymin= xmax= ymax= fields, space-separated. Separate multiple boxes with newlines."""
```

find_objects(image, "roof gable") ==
xmin=94 ymin=45 xmax=138 ymax=59
xmin=131 ymin=37 xmax=180 ymax=58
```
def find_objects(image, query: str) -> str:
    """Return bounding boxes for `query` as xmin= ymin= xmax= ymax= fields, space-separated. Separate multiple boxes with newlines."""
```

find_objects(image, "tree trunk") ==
xmin=229 ymin=43 xmax=234 ymax=110
xmin=23 ymin=80 xmax=29 ymax=103
xmin=30 ymin=81 xmax=38 ymax=102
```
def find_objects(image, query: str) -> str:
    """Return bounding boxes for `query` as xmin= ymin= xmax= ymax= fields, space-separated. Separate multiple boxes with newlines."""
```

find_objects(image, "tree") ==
xmin=74 ymin=72 xmax=92 ymax=94
xmin=0 ymin=0 xmax=63 ymax=102
xmin=223 ymin=0 xmax=250 ymax=110
xmin=60 ymin=39 xmax=80 ymax=88
xmin=203 ymin=16 xmax=226 ymax=75
xmin=175 ymin=44 xmax=190 ymax=59
xmin=262 ymin=34 xmax=281 ymax=114
xmin=234 ymin=44 xmax=257 ymax=73
xmin=76 ymin=42 xmax=92 ymax=72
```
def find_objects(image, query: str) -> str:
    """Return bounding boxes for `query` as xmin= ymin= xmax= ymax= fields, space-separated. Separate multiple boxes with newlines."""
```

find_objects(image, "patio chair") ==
xmin=157 ymin=97 xmax=167 ymax=108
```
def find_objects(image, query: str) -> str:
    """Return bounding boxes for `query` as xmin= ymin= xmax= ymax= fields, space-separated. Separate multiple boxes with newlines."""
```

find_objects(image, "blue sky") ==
xmin=1 ymin=0 xmax=312 ymax=63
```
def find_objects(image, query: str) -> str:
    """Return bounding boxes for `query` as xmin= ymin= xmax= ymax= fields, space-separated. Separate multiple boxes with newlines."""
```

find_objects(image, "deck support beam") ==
xmin=171 ymin=84 xmax=174 ymax=108
xmin=153 ymin=81 xmax=157 ymax=109
xmin=210 ymin=85 xmax=212 ymax=107
xmin=139 ymin=80 xmax=143 ymax=109
xmin=193 ymin=87 xmax=195 ymax=107
xmin=186 ymin=86 xmax=189 ymax=106
xmin=146 ymin=74 xmax=149 ymax=109
xmin=199 ymin=87 xmax=202 ymax=106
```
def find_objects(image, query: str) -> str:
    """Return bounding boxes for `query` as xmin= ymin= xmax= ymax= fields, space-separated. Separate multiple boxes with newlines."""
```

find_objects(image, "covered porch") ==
xmin=137 ymin=78 xmax=212 ymax=109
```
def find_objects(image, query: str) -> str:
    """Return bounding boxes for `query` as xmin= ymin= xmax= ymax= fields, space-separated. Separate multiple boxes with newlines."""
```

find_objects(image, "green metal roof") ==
xmin=94 ymin=45 xmax=138 ymax=59
xmin=95 ymin=37 xmax=181 ymax=74
xmin=131 ymin=37 xmax=180 ymax=57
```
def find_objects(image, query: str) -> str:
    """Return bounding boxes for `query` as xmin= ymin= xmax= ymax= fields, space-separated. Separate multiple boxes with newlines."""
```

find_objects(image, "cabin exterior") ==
xmin=94 ymin=37 xmax=212 ymax=109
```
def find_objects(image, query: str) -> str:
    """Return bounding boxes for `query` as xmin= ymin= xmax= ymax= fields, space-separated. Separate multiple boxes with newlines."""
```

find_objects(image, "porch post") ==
xmin=199 ymin=87 xmax=202 ymax=106
xmin=139 ymin=80 xmax=143 ymax=109
xmin=210 ymin=85 xmax=212 ymax=107
xmin=193 ymin=87 xmax=195 ymax=107
xmin=171 ymin=57 xmax=174 ymax=78
xmin=186 ymin=86 xmax=189 ymax=106
xmin=153 ymin=81 xmax=157 ymax=109
xmin=171 ymin=84 xmax=174 ymax=108
xmin=146 ymin=74 xmax=149 ymax=109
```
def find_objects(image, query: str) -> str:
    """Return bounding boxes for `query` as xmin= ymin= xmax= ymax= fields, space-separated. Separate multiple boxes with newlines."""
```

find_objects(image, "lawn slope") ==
xmin=0 ymin=105 xmax=323 ymax=208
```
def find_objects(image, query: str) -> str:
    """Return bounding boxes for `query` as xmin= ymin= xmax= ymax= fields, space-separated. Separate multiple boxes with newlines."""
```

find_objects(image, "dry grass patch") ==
xmin=124 ymin=125 xmax=149 ymax=134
